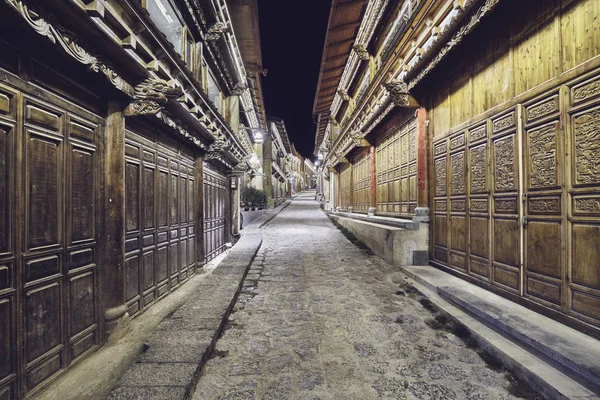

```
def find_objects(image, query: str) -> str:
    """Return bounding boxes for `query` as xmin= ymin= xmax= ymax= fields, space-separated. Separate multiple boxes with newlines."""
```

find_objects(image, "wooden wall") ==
xmin=428 ymin=0 xmax=600 ymax=138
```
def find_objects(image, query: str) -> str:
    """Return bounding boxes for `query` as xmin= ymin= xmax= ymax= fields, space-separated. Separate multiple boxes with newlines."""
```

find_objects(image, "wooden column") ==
xmin=194 ymin=154 xmax=205 ymax=266
xmin=369 ymin=145 xmax=376 ymax=215
xmin=414 ymin=107 xmax=430 ymax=222
xmin=102 ymin=101 xmax=128 ymax=344
xmin=263 ymin=132 xmax=274 ymax=207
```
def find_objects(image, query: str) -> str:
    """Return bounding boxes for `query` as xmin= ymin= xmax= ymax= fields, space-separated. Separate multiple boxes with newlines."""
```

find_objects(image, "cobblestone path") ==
xmin=192 ymin=192 xmax=540 ymax=400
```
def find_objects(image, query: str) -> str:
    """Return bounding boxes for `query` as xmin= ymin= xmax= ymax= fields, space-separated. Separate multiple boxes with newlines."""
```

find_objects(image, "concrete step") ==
xmin=438 ymin=285 xmax=600 ymax=394
xmin=401 ymin=265 xmax=600 ymax=399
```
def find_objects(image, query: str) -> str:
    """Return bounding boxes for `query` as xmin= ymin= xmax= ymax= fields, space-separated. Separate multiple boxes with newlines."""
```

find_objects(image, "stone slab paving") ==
xmin=192 ymin=193 xmax=543 ymax=400
xmin=107 ymin=201 xmax=292 ymax=400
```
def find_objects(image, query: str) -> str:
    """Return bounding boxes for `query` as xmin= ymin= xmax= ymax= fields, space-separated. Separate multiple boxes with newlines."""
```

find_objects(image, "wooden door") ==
xmin=203 ymin=164 xmax=228 ymax=262
xmin=490 ymin=109 xmax=522 ymax=293
xmin=0 ymin=81 xmax=103 ymax=399
xmin=375 ymin=115 xmax=417 ymax=216
xmin=432 ymin=70 xmax=600 ymax=332
xmin=352 ymin=149 xmax=371 ymax=214
xmin=522 ymin=91 xmax=565 ymax=309
xmin=566 ymin=72 xmax=600 ymax=326
xmin=124 ymin=128 xmax=196 ymax=317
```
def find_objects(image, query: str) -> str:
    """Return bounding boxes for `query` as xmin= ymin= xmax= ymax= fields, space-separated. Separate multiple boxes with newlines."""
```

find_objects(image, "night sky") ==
xmin=258 ymin=0 xmax=332 ymax=159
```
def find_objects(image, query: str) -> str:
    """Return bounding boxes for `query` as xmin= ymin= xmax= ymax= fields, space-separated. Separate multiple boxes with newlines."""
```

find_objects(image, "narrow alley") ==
xmin=192 ymin=192 xmax=538 ymax=400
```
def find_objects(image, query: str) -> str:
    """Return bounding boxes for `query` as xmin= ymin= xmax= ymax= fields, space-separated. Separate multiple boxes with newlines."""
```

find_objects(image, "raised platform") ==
xmin=402 ymin=264 xmax=600 ymax=399
xmin=328 ymin=212 xmax=428 ymax=266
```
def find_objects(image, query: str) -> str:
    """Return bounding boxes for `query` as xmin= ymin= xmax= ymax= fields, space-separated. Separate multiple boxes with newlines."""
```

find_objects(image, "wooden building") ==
xmin=314 ymin=0 xmax=600 ymax=339
xmin=267 ymin=117 xmax=293 ymax=205
xmin=0 ymin=0 xmax=266 ymax=398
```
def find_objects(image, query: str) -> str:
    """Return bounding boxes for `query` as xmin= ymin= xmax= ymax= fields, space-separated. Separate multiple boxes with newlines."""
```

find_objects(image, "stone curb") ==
xmin=107 ymin=234 xmax=264 ymax=400
xmin=397 ymin=265 xmax=599 ymax=400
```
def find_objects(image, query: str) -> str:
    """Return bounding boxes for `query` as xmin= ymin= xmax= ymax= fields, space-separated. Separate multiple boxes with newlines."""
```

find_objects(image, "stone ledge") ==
xmin=401 ymin=264 xmax=600 ymax=399
xmin=329 ymin=214 xmax=428 ymax=267
xmin=328 ymin=211 xmax=421 ymax=230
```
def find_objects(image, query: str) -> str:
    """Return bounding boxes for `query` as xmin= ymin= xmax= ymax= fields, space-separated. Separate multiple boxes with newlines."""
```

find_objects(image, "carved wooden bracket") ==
xmin=335 ymin=150 xmax=349 ymax=164
xmin=349 ymin=130 xmax=371 ymax=148
xmin=337 ymin=89 xmax=350 ymax=101
xmin=383 ymin=79 xmax=419 ymax=108
xmin=206 ymin=22 xmax=229 ymax=41
xmin=232 ymin=82 xmax=248 ymax=96
xmin=207 ymin=136 xmax=231 ymax=153
xmin=352 ymin=43 xmax=370 ymax=61
xmin=124 ymin=78 xmax=182 ymax=116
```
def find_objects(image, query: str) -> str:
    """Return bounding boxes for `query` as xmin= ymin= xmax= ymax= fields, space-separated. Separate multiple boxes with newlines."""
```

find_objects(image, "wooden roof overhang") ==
xmin=312 ymin=0 xmax=368 ymax=152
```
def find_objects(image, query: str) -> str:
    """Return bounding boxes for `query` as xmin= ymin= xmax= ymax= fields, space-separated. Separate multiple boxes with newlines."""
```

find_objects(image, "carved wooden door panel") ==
xmin=490 ymin=109 xmax=522 ymax=293
xmin=0 ymin=80 xmax=102 ymax=399
xmin=203 ymin=164 xmax=227 ymax=262
xmin=0 ymin=83 xmax=18 ymax=400
xmin=124 ymin=129 xmax=196 ymax=317
xmin=522 ymin=91 xmax=565 ymax=310
xmin=375 ymin=115 xmax=417 ymax=216
xmin=565 ymin=73 xmax=600 ymax=326
xmin=467 ymin=123 xmax=491 ymax=281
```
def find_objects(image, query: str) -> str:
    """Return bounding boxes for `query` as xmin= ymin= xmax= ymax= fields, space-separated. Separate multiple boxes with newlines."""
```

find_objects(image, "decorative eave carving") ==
xmin=207 ymin=136 xmax=232 ymax=153
xmin=124 ymin=78 xmax=182 ymax=116
xmin=335 ymin=150 xmax=349 ymax=164
xmin=232 ymin=83 xmax=248 ymax=96
xmin=329 ymin=115 xmax=338 ymax=126
xmin=349 ymin=130 xmax=370 ymax=148
xmin=206 ymin=22 xmax=229 ymax=41
xmin=231 ymin=161 xmax=249 ymax=175
xmin=155 ymin=110 xmax=208 ymax=150
xmin=4 ymin=0 xmax=134 ymax=96
xmin=407 ymin=0 xmax=501 ymax=91
xmin=337 ymin=89 xmax=350 ymax=101
xmin=383 ymin=79 xmax=418 ymax=108
xmin=352 ymin=43 xmax=370 ymax=61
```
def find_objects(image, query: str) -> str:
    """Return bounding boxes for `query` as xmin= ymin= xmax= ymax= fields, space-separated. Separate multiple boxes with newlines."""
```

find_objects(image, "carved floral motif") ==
xmin=573 ymin=78 xmax=600 ymax=104
xmin=470 ymin=125 xmax=487 ymax=142
xmin=494 ymin=136 xmax=516 ymax=192
xmin=451 ymin=152 xmax=465 ymax=195
xmin=452 ymin=199 xmax=466 ymax=212
xmin=527 ymin=98 xmax=557 ymax=121
xmin=495 ymin=198 xmax=517 ymax=213
xmin=470 ymin=145 xmax=487 ymax=193
xmin=493 ymin=112 xmax=515 ymax=133
xmin=434 ymin=142 xmax=446 ymax=156
xmin=470 ymin=199 xmax=488 ymax=212
xmin=528 ymin=124 xmax=557 ymax=189
xmin=528 ymin=198 xmax=560 ymax=213
xmin=574 ymin=198 xmax=600 ymax=214
xmin=435 ymin=157 xmax=447 ymax=197
xmin=450 ymin=134 xmax=465 ymax=150
xmin=574 ymin=109 xmax=600 ymax=185
xmin=4 ymin=0 xmax=132 ymax=95
xmin=435 ymin=200 xmax=447 ymax=211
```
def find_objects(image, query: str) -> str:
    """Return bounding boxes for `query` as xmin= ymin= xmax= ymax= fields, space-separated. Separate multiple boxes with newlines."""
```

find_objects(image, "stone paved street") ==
xmin=192 ymin=192 xmax=541 ymax=400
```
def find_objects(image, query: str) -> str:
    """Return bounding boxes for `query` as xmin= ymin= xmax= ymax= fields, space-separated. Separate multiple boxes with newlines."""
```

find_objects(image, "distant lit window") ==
xmin=146 ymin=0 xmax=183 ymax=54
